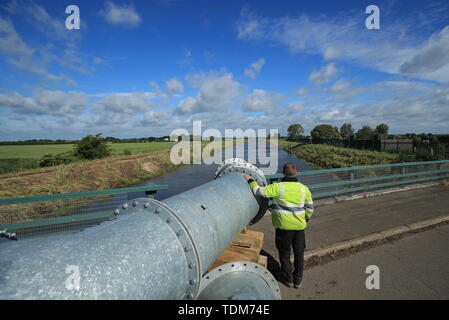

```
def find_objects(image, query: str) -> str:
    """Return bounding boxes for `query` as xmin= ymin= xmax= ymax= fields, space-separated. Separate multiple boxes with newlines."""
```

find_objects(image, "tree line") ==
xmin=0 ymin=136 xmax=171 ymax=145
xmin=287 ymin=123 xmax=390 ymax=141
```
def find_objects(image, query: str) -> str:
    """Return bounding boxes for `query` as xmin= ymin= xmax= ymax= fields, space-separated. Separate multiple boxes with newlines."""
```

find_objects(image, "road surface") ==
xmin=281 ymin=223 xmax=449 ymax=299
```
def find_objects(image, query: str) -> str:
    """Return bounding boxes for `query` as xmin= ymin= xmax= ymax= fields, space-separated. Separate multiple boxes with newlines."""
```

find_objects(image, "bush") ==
xmin=74 ymin=134 xmax=111 ymax=160
xmin=39 ymin=152 xmax=74 ymax=167
xmin=122 ymin=149 xmax=132 ymax=156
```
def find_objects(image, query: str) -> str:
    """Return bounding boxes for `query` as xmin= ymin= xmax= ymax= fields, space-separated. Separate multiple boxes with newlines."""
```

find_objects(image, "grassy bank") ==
xmin=280 ymin=140 xmax=413 ymax=169
xmin=0 ymin=149 xmax=181 ymax=199
xmin=0 ymin=139 xmax=241 ymax=199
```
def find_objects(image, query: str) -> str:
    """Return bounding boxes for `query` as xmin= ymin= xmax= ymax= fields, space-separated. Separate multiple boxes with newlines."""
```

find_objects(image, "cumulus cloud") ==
xmin=327 ymin=78 xmax=363 ymax=100
xmin=243 ymin=89 xmax=283 ymax=112
xmin=309 ymin=63 xmax=338 ymax=84
xmin=236 ymin=8 xmax=449 ymax=82
xmin=165 ymin=78 xmax=184 ymax=95
xmin=244 ymin=57 xmax=265 ymax=79
xmin=95 ymin=92 xmax=155 ymax=114
xmin=101 ymin=1 xmax=141 ymax=27
xmin=175 ymin=71 xmax=241 ymax=114
xmin=400 ymin=26 xmax=449 ymax=82
xmin=0 ymin=90 xmax=87 ymax=116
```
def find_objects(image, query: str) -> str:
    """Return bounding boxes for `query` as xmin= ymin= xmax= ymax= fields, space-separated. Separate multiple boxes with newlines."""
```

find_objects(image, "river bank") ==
xmin=279 ymin=140 xmax=414 ymax=169
xmin=0 ymin=139 xmax=244 ymax=199
xmin=0 ymin=150 xmax=183 ymax=199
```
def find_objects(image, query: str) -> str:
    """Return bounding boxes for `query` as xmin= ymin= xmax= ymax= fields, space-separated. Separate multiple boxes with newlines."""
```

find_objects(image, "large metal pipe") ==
xmin=0 ymin=159 xmax=272 ymax=300
xmin=198 ymin=262 xmax=281 ymax=300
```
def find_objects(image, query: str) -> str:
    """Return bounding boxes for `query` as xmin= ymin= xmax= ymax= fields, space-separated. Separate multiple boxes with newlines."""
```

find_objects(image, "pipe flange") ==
xmin=215 ymin=162 xmax=269 ymax=225
xmin=214 ymin=158 xmax=247 ymax=178
xmin=198 ymin=261 xmax=281 ymax=300
xmin=125 ymin=198 xmax=202 ymax=300
xmin=216 ymin=163 xmax=267 ymax=186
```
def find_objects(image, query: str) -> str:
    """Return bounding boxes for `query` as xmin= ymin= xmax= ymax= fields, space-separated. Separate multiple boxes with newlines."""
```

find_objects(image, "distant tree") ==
xmin=74 ymin=133 xmax=111 ymax=160
xmin=311 ymin=124 xmax=341 ymax=140
xmin=375 ymin=123 xmax=389 ymax=137
xmin=287 ymin=124 xmax=304 ymax=140
xmin=356 ymin=126 xmax=376 ymax=140
xmin=340 ymin=123 xmax=354 ymax=139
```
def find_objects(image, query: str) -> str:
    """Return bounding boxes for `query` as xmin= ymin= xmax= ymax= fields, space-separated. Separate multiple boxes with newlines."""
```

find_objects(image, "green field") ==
xmin=0 ymin=142 xmax=176 ymax=159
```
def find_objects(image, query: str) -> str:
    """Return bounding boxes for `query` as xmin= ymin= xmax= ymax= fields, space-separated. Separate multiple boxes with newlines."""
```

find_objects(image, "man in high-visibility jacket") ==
xmin=244 ymin=163 xmax=313 ymax=289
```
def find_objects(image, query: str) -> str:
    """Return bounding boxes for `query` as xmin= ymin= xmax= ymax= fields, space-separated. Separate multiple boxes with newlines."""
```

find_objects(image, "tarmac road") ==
xmin=280 ymin=223 xmax=449 ymax=300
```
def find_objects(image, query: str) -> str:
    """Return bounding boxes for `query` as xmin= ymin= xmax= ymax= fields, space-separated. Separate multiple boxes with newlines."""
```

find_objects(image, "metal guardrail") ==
xmin=0 ymin=183 xmax=167 ymax=239
xmin=266 ymin=160 xmax=449 ymax=199
xmin=1 ymin=160 xmax=448 ymax=239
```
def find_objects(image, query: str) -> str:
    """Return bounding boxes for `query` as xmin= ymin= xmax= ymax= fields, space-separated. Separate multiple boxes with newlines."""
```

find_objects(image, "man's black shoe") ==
xmin=293 ymin=278 xmax=302 ymax=289
xmin=278 ymin=275 xmax=293 ymax=288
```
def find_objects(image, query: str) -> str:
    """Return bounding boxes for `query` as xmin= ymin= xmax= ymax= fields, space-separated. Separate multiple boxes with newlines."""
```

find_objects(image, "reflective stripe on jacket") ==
xmin=249 ymin=177 xmax=313 ymax=230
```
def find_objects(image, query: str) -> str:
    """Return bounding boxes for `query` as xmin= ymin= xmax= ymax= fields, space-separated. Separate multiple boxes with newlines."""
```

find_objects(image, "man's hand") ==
xmin=243 ymin=175 xmax=252 ymax=181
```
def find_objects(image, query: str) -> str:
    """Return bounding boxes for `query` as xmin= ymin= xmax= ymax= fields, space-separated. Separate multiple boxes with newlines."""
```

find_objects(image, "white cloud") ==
xmin=0 ymin=90 xmax=87 ymax=116
xmin=165 ymin=78 xmax=184 ymax=95
xmin=309 ymin=63 xmax=338 ymax=84
xmin=244 ymin=57 xmax=265 ymax=79
xmin=308 ymin=81 xmax=449 ymax=132
xmin=236 ymin=8 xmax=449 ymax=83
xmin=95 ymin=92 xmax=155 ymax=114
xmin=0 ymin=16 xmax=43 ymax=74
xmin=399 ymin=26 xmax=449 ymax=82
xmin=324 ymin=46 xmax=340 ymax=60
xmin=295 ymin=87 xmax=308 ymax=96
xmin=101 ymin=1 xmax=141 ymax=27
xmin=175 ymin=71 xmax=242 ymax=114
xmin=24 ymin=1 xmax=81 ymax=42
xmin=243 ymin=89 xmax=283 ymax=112
xmin=326 ymin=78 xmax=364 ymax=101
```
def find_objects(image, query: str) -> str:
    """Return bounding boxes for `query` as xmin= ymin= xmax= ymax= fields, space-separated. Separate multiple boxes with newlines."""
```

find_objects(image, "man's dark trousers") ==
xmin=275 ymin=228 xmax=305 ymax=283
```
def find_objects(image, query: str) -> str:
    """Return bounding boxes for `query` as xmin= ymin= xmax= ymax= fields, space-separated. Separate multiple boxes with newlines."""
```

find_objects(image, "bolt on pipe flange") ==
xmin=197 ymin=261 xmax=281 ymax=300
xmin=140 ymin=198 xmax=202 ymax=299
xmin=214 ymin=158 xmax=247 ymax=178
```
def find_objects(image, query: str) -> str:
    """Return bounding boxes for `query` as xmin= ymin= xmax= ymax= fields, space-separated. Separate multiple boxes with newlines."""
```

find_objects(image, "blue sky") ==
xmin=0 ymin=0 xmax=448 ymax=140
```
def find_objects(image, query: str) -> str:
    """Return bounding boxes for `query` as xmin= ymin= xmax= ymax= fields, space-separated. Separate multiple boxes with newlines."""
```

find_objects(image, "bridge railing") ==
xmin=0 ymin=183 xmax=167 ymax=239
xmin=2 ymin=160 xmax=448 ymax=239
xmin=266 ymin=160 xmax=449 ymax=199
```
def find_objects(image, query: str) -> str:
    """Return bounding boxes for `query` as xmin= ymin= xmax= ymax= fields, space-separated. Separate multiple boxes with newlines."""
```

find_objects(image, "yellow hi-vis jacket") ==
xmin=249 ymin=177 xmax=313 ymax=230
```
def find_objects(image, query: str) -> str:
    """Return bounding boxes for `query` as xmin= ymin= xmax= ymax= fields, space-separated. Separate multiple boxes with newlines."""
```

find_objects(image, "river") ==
xmin=129 ymin=142 xmax=313 ymax=200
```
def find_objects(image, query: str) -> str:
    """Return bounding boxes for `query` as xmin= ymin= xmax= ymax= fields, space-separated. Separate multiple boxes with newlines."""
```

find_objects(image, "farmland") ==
xmin=0 ymin=142 xmax=176 ymax=175
xmin=0 ymin=142 xmax=176 ymax=159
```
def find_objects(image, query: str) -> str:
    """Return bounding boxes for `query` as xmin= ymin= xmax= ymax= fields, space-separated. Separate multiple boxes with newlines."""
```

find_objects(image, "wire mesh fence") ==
xmin=0 ymin=184 xmax=167 ymax=240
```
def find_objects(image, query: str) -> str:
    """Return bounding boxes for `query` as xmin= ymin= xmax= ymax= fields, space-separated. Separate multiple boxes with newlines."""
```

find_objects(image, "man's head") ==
xmin=282 ymin=163 xmax=297 ymax=177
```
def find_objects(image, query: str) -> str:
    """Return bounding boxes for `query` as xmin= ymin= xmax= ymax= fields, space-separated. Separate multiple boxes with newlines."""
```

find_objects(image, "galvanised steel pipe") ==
xmin=0 ymin=159 xmax=269 ymax=300
xmin=198 ymin=262 xmax=281 ymax=300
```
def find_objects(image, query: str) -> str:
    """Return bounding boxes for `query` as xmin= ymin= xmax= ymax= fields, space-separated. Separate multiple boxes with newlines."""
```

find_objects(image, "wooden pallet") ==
xmin=208 ymin=228 xmax=267 ymax=271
